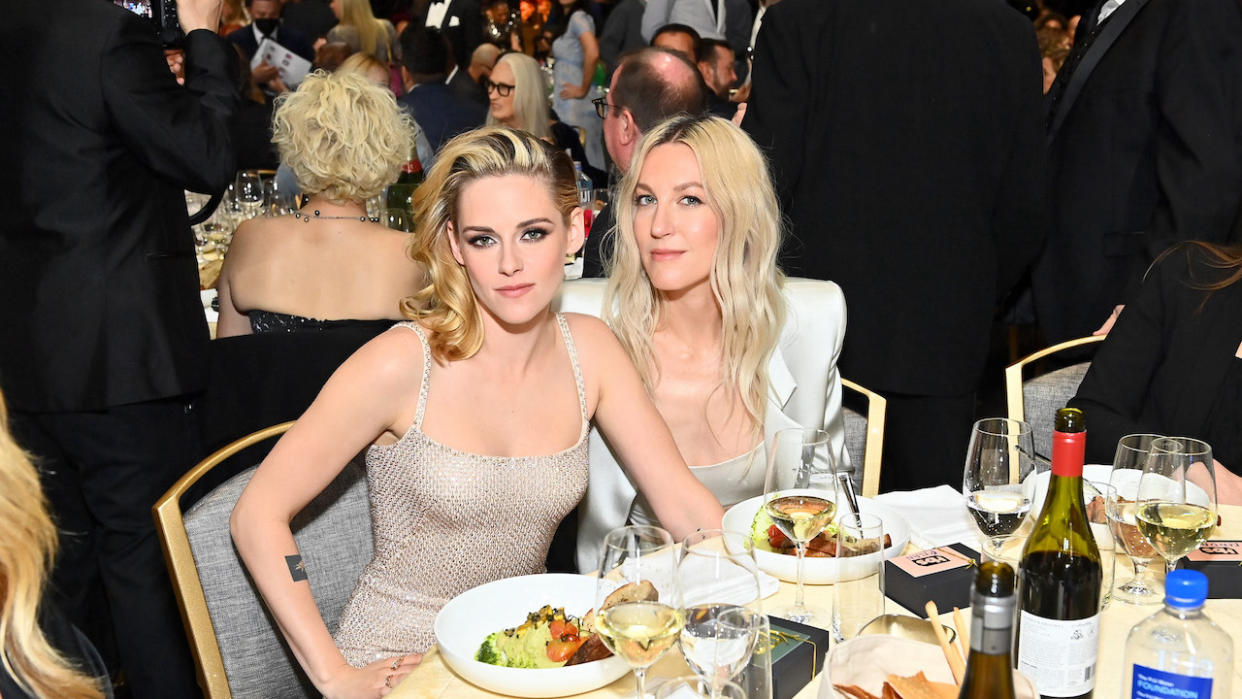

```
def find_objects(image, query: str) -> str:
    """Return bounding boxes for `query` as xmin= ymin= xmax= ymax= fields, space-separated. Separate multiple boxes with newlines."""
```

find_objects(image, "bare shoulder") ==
xmin=340 ymin=322 xmax=427 ymax=392
xmin=562 ymin=312 xmax=622 ymax=352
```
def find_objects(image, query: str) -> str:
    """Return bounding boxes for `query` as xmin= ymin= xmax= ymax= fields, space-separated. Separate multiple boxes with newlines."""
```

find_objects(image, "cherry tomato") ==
xmin=546 ymin=635 xmax=584 ymax=662
xmin=768 ymin=524 xmax=790 ymax=548
xmin=549 ymin=620 xmax=578 ymax=639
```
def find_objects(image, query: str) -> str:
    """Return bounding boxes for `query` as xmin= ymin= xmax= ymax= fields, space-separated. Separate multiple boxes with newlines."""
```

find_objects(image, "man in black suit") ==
xmin=398 ymin=25 xmax=487 ymax=153
xmin=1033 ymin=0 xmax=1242 ymax=344
xmin=0 ymin=0 xmax=238 ymax=694
xmin=744 ymin=0 xmax=1046 ymax=491
xmin=422 ymin=0 xmax=484 ymax=76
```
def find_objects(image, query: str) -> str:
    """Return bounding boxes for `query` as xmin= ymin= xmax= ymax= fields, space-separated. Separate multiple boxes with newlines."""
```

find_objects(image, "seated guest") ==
xmin=695 ymin=37 xmax=737 ymax=119
xmin=485 ymin=52 xmax=606 ymax=186
xmin=397 ymin=25 xmax=488 ymax=153
xmin=338 ymin=52 xmax=436 ymax=169
xmin=326 ymin=0 xmax=400 ymax=63
xmin=216 ymin=71 xmax=424 ymax=337
xmin=230 ymin=46 xmax=281 ymax=170
xmin=649 ymin=22 xmax=700 ymax=60
xmin=229 ymin=127 xmax=723 ymax=685
xmin=0 ymin=390 xmax=108 ymax=699
xmin=313 ymin=40 xmax=354 ymax=71
xmin=1071 ymin=241 xmax=1242 ymax=504
xmin=449 ymin=42 xmax=500 ymax=109
xmin=568 ymin=114 xmax=848 ymax=571
xmin=228 ymin=0 xmax=315 ymax=62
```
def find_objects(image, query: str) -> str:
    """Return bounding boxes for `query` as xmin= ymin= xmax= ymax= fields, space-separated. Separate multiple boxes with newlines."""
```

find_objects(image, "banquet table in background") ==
xmin=390 ymin=504 xmax=1242 ymax=698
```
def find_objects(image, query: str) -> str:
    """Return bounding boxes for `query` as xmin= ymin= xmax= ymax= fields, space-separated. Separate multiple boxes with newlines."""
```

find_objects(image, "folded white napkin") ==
xmin=872 ymin=485 xmax=977 ymax=551
xmin=679 ymin=554 xmax=782 ymax=608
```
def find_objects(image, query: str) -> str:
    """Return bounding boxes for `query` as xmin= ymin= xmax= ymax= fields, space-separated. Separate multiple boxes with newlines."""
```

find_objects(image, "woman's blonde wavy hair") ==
xmin=486 ymin=53 xmax=551 ymax=141
xmin=401 ymin=126 xmax=578 ymax=362
xmin=272 ymin=70 xmax=414 ymax=203
xmin=0 ymin=391 xmax=104 ymax=699
xmin=337 ymin=0 xmax=391 ymax=59
xmin=605 ymin=115 xmax=785 ymax=437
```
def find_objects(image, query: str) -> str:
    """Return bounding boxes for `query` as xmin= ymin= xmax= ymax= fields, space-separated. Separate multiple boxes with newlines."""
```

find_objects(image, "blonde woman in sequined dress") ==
xmin=230 ymin=126 xmax=723 ymax=699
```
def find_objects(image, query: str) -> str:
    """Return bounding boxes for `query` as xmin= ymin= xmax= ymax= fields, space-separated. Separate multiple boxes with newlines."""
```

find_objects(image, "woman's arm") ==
xmin=560 ymin=13 xmax=599 ymax=100
xmin=572 ymin=315 xmax=724 ymax=541
xmin=214 ymin=221 xmax=255 ymax=338
xmin=229 ymin=329 xmax=423 ymax=697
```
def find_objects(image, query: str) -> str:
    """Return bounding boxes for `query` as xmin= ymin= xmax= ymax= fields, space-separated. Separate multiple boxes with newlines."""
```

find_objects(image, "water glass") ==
xmin=654 ymin=676 xmax=747 ymax=699
xmin=1109 ymin=434 xmax=1166 ymax=604
xmin=1085 ymin=480 xmax=1117 ymax=609
xmin=962 ymin=418 xmax=1037 ymax=559
xmin=832 ymin=513 xmax=885 ymax=642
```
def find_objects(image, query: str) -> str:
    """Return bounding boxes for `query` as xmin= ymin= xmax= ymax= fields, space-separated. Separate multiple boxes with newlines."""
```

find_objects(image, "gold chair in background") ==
xmin=841 ymin=377 xmax=887 ymax=498
xmin=1005 ymin=335 xmax=1105 ymax=458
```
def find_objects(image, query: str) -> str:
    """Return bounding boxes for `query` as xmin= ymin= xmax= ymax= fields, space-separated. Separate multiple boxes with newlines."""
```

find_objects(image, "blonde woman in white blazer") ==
xmin=556 ymin=115 xmax=848 ymax=572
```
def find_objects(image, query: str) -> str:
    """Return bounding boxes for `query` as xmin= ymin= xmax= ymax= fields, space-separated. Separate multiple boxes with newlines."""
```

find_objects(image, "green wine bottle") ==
xmin=958 ymin=562 xmax=1017 ymax=699
xmin=385 ymin=157 xmax=424 ymax=232
xmin=1015 ymin=407 xmax=1102 ymax=699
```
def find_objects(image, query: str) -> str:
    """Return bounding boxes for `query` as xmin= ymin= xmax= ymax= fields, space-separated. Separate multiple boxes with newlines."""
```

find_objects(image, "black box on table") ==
xmin=767 ymin=616 xmax=830 ymax=699
xmin=1180 ymin=539 xmax=1242 ymax=599
xmin=883 ymin=543 xmax=980 ymax=617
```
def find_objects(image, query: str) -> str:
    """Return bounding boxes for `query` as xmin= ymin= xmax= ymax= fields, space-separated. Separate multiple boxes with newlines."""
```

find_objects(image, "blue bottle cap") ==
xmin=1165 ymin=569 xmax=1208 ymax=608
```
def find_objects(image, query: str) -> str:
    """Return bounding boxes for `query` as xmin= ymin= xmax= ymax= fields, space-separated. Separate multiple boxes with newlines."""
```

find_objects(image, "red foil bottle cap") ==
xmin=1051 ymin=429 xmax=1086 ymax=477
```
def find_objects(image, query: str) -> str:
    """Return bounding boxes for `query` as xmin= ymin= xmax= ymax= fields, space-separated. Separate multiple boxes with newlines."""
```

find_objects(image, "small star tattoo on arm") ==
xmin=286 ymin=554 xmax=308 ymax=582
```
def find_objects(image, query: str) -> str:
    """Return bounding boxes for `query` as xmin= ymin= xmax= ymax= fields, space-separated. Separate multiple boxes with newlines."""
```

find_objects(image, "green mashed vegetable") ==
xmin=475 ymin=605 xmax=577 ymax=669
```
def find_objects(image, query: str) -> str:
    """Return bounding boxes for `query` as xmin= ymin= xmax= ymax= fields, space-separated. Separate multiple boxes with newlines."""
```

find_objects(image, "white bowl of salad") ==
xmin=434 ymin=573 xmax=630 ymax=697
xmin=722 ymin=492 xmax=912 ymax=584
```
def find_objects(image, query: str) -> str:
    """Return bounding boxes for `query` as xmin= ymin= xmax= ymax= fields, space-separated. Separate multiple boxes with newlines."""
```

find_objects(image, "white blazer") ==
xmin=554 ymin=278 xmax=849 ymax=572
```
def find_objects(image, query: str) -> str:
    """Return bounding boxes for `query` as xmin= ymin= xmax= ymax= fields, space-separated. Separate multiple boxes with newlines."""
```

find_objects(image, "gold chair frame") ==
xmin=1004 ymin=335 xmax=1105 ymax=425
xmin=153 ymin=422 xmax=294 ymax=699
xmin=842 ymin=377 xmax=886 ymax=498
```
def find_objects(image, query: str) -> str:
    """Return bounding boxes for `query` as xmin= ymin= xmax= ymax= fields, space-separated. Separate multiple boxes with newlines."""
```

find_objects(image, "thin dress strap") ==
xmin=555 ymin=313 xmax=590 ymax=428
xmin=392 ymin=321 xmax=434 ymax=430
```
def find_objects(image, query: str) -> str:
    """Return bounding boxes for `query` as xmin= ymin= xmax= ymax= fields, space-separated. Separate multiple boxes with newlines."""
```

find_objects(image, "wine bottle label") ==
xmin=1131 ymin=664 xmax=1213 ymax=699
xmin=1017 ymin=610 xmax=1100 ymax=696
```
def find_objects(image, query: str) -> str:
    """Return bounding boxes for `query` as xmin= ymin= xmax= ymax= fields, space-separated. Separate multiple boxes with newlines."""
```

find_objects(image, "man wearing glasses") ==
xmin=580 ymin=46 xmax=708 ymax=278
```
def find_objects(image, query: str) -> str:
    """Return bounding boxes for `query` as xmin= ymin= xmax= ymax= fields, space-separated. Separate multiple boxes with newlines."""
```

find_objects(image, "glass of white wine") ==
xmin=595 ymin=526 xmax=684 ymax=699
xmin=1108 ymin=434 xmax=1166 ymax=604
xmin=1135 ymin=437 xmax=1218 ymax=572
xmin=234 ymin=169 xmax=265 ymax=220
xmin=763 ymin=428 xmax=836 ymax=625
xmin=961 ymin=418 xmax=1037 ymax=559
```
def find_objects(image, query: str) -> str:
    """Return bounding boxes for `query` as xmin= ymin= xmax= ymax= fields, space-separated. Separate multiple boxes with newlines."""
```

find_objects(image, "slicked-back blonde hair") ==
xmin=0 ymin=391 xmax=104 ymax=699
xmin=606 ymin=114 xmax=785 ymax=436
xmin=272 ymin=70 xmax=414 ymax=203
xmin=485 ymin=53 xmax=551 ymax=140
xmin=401 ymin=126 xmax=578 ymax=361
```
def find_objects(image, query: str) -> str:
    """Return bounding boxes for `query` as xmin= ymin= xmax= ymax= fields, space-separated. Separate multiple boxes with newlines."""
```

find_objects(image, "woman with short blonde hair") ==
xmin=216 ymin=71 xmax=424 ymax=336
xmin=0 ymin=391 xmax=105 ymax=699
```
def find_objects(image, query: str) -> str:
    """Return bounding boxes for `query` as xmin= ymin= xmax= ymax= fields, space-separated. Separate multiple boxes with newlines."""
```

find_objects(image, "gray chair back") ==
xmin=842 ymin=405 xmax=867 ymax=492
xmin=184 ymin=460 xmax=373 ymax=698
xmin=1023 ymin=362 xmax=1092 ymax=459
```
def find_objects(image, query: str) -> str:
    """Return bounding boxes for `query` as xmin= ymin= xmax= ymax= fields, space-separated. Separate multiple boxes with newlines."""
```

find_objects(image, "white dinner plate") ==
xmin=721 ymin=493 xmax=911 ymax=584
xmin=433 ymin=573 xmax=629 ymax=697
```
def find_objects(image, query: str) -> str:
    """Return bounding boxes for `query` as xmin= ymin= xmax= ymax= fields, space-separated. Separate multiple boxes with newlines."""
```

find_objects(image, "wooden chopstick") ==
xmin=953 ymin=607 xmax=970 ymax=660
xmin=925 ymin=601 xmax=966 ymax=685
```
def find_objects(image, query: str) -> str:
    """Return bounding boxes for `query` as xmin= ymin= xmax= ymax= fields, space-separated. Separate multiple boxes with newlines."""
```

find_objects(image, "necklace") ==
xmin=294 ymin=209 xmax=379 ymax=223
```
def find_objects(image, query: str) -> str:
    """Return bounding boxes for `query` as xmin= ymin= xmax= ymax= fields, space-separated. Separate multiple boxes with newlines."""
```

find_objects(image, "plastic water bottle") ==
xmin=1122 ymin=569 xmax=1232 ymax=698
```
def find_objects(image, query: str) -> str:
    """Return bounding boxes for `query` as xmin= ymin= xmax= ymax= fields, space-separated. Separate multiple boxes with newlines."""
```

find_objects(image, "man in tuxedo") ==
xmin=422 ymin=0 xmax=484 ymax=77
xmin=0 ymin=0 xmax=238 ymax=694
xmin=580 ymin=46 xmax=707 ymax=278
xmin=398 ymin=25 xmax=487 ymax=153
xmin=744 ymin=0 xmax=1046 ymax=490
xmin=1032 ymin=0 xmax=1242 ymax=343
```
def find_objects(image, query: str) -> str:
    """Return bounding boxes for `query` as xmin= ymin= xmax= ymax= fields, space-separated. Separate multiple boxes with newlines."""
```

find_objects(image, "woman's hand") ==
xmin=319 ymin=654 xmax=423 ymax=699
xmin=560 ymin=83 xmax=589 ymax=100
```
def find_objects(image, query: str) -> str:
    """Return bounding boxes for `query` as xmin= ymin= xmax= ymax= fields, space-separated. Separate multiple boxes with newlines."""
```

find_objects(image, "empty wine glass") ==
xmin=1108 ymin=434 xmax=1166 ymax=604
xmin=762 ymin=428 xmax=836 ymax=625
xmin=595 ymin=526 xmax=683 ymax=699
xmin=654 ymin=675 xmax=747 ymax=699
xmin=677 ymin=530 xmax=763 ymax=698
xmin=234 ymin=169 xmax=265 ymax=220
xmin=962 ymin=418 xmax=1037 ymax=559
xmin=1136 ymin=438 xmax=1218 ymax=572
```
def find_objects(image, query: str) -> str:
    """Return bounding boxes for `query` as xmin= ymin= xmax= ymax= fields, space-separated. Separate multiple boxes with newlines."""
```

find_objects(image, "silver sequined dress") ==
xmin=333 ymin=316 xmax=590 ymax=665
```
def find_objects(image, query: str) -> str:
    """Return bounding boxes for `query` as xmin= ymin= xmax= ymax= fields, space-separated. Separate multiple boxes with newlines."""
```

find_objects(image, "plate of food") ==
xmin=433 ymin=573 xmax=631 ymax=697
xmin=722 ymin=492 xmax=911 ymax=584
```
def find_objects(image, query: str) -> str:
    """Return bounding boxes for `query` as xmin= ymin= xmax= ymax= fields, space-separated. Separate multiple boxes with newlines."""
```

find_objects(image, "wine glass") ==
xmin=677 ymin=530 xmax=764 ymax=699
xmin=654 ymin=676 xmax=747 ymax=699
xmin=234 ymin=169 xmax=265 ymax=220
xmin=762 ymin=427 xmax=836 ymax=624
xmin=595 ymin=526 xmax=683 ymax=699
xmin=961 ymin=418 xmax=1037 ymax=559
xmin=1107 ymin=434 xmax=1166 ymax=604
xmin=1135 ymin=437 xmax=1218 ymax=572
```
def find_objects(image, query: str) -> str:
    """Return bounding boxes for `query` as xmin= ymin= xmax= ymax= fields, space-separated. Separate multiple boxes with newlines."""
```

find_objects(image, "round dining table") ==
xmin=390 ymin=504 xmax=1242 ymax=698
